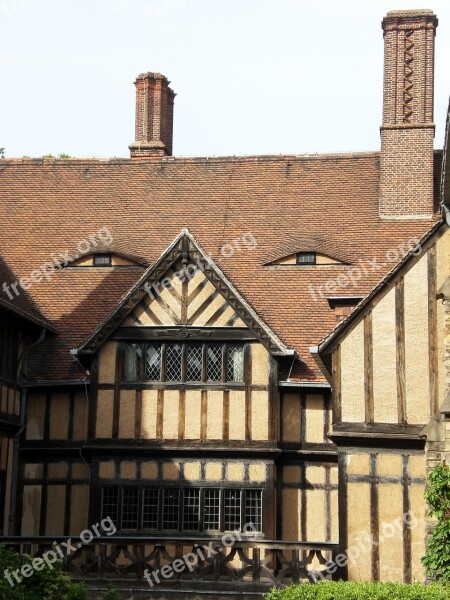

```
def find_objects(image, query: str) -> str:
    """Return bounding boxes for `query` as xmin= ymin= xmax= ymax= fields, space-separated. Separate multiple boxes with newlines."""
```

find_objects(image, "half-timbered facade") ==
xmin=0 ymin=7 xmax=449 ymax=595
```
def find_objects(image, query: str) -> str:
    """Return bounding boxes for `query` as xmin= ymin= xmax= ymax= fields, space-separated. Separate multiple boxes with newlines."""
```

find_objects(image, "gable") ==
xmin=123 ymin=258 xmax=247 ymax=328
xmin=77 ymin=230 xmax=292 ymax=356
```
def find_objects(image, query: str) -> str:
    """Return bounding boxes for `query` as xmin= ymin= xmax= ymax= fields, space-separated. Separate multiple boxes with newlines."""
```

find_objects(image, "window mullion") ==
xmin=201 ymin=344 xmax=207 ymax=383
xmin=138 ymin=487 xmax=143 ymax=529
xmin=219 ymin=488 xmax=224 ymax=531
xmin=157 ymin=488 xmax=162 ymax=530
xmin=180 ymin=488 xmax=184 ymax=531
xmin=161 ymin=344 xmax=166 ymax=382
xmin=181 ymin=343 xmax=187 ymax=382
xmin=199 ymin=488 xmax=204 ymax=531
xmin=119 ymin=488 xmax=123 ymax=532
xmin=221 ymin=344 xmax=227 ymax=383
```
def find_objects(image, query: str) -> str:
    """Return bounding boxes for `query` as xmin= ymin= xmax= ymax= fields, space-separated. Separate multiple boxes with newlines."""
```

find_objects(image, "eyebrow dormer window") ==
xmin=296 ymin=252 xmax=316 ymax=265
xmin=93 ymin=254 xmax=112 ymax=266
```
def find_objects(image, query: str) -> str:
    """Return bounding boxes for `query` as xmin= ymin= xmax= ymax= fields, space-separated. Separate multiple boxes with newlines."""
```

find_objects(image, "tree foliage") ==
xmin=422 ymin=463 xmax=450 ymax=581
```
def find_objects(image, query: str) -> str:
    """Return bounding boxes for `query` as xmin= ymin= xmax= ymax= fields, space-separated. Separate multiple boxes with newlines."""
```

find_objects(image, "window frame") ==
xmin=296 ymin=252 xmax=316 ymax=265
xmin=122 ymin=341 xmax=246 ymax=385
xmin=93 ymin=253 xmax=112 ymax=267
xmin=100 ymin=485 xmax=263 ymax=535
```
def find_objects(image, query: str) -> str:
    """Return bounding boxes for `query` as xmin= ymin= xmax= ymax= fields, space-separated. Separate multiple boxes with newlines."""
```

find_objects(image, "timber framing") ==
xmin=76 ymin=230 xmax=294 ymax=358
xmin=315 ymin=218 xmax=446 ymax=358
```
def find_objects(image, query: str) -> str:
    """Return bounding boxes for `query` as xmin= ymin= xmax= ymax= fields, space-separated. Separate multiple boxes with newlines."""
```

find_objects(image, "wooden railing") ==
xmin=0 ymin=536 xmax=339 ymax=593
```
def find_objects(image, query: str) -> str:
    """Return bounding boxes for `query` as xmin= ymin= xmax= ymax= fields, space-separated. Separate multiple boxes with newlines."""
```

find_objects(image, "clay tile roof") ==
xmin=0 ymin=152 xmax=441 ymax=382
xmin=0 ymin=256 xmax=55 ymax=330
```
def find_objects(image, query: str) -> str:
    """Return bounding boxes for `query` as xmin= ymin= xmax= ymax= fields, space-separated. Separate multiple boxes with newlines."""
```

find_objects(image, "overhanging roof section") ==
xmin=76 ymin=229 xmax=294 ymax=357
xmin=0 ymin=257 xmax=55 ymax=332
xmin=315 ymin=219 xmax=445 ymax=358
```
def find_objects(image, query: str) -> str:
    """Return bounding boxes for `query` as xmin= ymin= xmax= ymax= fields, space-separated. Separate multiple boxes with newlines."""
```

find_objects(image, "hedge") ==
xmin=265 ymin=581 xmax=450 ymax=600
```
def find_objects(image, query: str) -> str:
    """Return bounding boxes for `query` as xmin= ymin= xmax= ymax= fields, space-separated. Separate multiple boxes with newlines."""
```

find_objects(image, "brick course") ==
xmin=380 ymin=10 xmax=438 ymax=218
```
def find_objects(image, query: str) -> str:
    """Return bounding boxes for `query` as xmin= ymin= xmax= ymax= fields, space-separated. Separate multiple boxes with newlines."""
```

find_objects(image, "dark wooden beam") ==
xmin=364 ymin=315 xmax=374 ymax=424
xmin=396 ymin=279 xmax=406 ymax=424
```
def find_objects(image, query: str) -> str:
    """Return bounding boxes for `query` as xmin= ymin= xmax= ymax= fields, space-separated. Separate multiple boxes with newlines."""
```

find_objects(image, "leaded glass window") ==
xmin=124 ymin=343 xmax=142 ymax=381
xmin=122 ymin=342 xmax=246 ymax=383
xmin=186 ymin=344 xmax=202 ymax=381
xmin=145 ymin=344 xmax=161 ymax=380
xmin=226 ymin=344 xmax=244 ymax=382
xmin=101 ymin=486 xmax=262 ymax=533
xmin=206 ymin=344 xmax=222 ymax=381
xmin=166 ymin=343 xmax=182 ymax=381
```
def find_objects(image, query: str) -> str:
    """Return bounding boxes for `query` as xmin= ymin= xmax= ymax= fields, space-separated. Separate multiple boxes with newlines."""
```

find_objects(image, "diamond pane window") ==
xmin=145 ymin=344 xmax=161 ymax=380
xmin=224 ymin=489 xmax=241 ymax=531
xmin=142 ymin=489 xmax=159 ymax=530
xmin=206 ymin=344 xmax=222 ymax=381
xmin=226 ymin=344 xmax=244 ymax=382
xmin=245 ymin=490 xmax=262 ymax=532
xmin=124 ymin=343 xmax=142 ymax=381
xmin=162 ymin=489 xmax=180 ymax=530
xmin=183 ymin=489 xmax=200 ymax=531
xmin=186 ymin=344 xmax=203 ymax=381
xmin=203 ymin=489 xmax=220 ymax=530
xmin=122 ymin=487 xmax=139 ymax=529
xmin=165 ymin=343 xmax=182 ymax=381
xmin=101 ymin=487 xmax=119 ymax=527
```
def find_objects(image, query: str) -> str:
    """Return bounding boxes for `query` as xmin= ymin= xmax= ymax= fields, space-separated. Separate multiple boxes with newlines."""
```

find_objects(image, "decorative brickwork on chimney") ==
xmin=129 ymin=72 xmax=175 ymax=158
xmin=380 ymin=10 xmax=438 ymax=218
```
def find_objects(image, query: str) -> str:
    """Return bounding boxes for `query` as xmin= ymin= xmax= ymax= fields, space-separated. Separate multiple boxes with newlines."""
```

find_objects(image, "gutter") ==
xmin=308 ymin=345 xmax=332 ymax=384
xmin=8 ymin=328 xmax=46 ymax=535
xmin=278 ymin=381 xmax=330 ymax=389
xmin=22 ymin=379 xmax=90 ymax=388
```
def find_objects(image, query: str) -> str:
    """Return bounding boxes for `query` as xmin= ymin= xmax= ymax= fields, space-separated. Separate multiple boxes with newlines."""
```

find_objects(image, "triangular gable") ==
xmin=77 ymin=229 xmax=293 ymax=356
xmin=123 ymin=256 xmax=247 ymax=328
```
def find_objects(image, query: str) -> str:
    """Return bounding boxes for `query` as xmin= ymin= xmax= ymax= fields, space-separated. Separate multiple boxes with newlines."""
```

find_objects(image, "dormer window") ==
xmin=296 ymin=252 xmax=316 ymax=265
xmin=93 ymin=254 xmax=112 ymax=267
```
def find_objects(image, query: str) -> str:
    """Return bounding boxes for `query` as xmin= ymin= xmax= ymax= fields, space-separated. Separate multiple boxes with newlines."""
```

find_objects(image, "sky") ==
xmin=1 ymin=0 xmax=449 ymax=158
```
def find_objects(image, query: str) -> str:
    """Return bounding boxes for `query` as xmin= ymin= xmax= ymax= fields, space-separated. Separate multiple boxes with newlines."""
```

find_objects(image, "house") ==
xmin=0 ymin=8 xmax=447 ymax=595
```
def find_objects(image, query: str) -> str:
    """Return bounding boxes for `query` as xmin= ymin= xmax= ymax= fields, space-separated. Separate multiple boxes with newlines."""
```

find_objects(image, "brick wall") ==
xmin=380 ymin=10 xmax=438 ymax=218
xmin=129 ymin=72 xmax=175 ymax=158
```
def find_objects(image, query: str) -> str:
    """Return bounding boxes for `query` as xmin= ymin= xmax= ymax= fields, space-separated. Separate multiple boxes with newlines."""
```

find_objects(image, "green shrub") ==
xmin=422 ymin=463 xmax=450 ymax=582
xmin=264 ymin=581 xmax=449 ymax=600
xmin=101 ymin=585 xmax=121 ymax=600
xmin=65 ymin=582 xmax=87 ymax=600
xmin=0 ymin=544 xmax=87 ymax=600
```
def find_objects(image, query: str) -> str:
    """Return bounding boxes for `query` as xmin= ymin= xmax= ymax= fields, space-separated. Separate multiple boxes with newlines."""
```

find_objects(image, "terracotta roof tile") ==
xmin=0 ymin=152 xmax=442 ymax=381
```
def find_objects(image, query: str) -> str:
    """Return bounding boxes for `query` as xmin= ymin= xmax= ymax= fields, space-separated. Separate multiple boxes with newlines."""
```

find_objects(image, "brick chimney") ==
xmin=129 ymin=72 xmax=175 ymax=158
xmin=380 ymin=10 xmax=438 ymax=218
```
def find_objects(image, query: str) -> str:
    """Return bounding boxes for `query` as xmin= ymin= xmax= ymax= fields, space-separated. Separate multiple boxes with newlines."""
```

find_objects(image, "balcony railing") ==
xmin=0 ymin=536 xmax=339 ymax=593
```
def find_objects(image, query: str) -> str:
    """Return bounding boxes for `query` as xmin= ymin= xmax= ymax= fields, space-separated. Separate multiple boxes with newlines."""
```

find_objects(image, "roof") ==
xmin=0 ymin=152 xmax=441 ymax=382
xmin=0 ymin=256 xmax=55 ymax=331
xmin=315 ymin=218 xmax=445 ymax=358
xmin=76 ymin=228 xmax=293 ymax=357
xmin=316 ymin=97 xmax=450 ymax=362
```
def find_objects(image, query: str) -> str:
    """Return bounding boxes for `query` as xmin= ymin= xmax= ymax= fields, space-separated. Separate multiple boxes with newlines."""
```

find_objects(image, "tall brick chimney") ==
xmin=129 ymin=72 xmax=175 ymax=158
xmin=380 ymin=10 xmax=438 ymax=218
